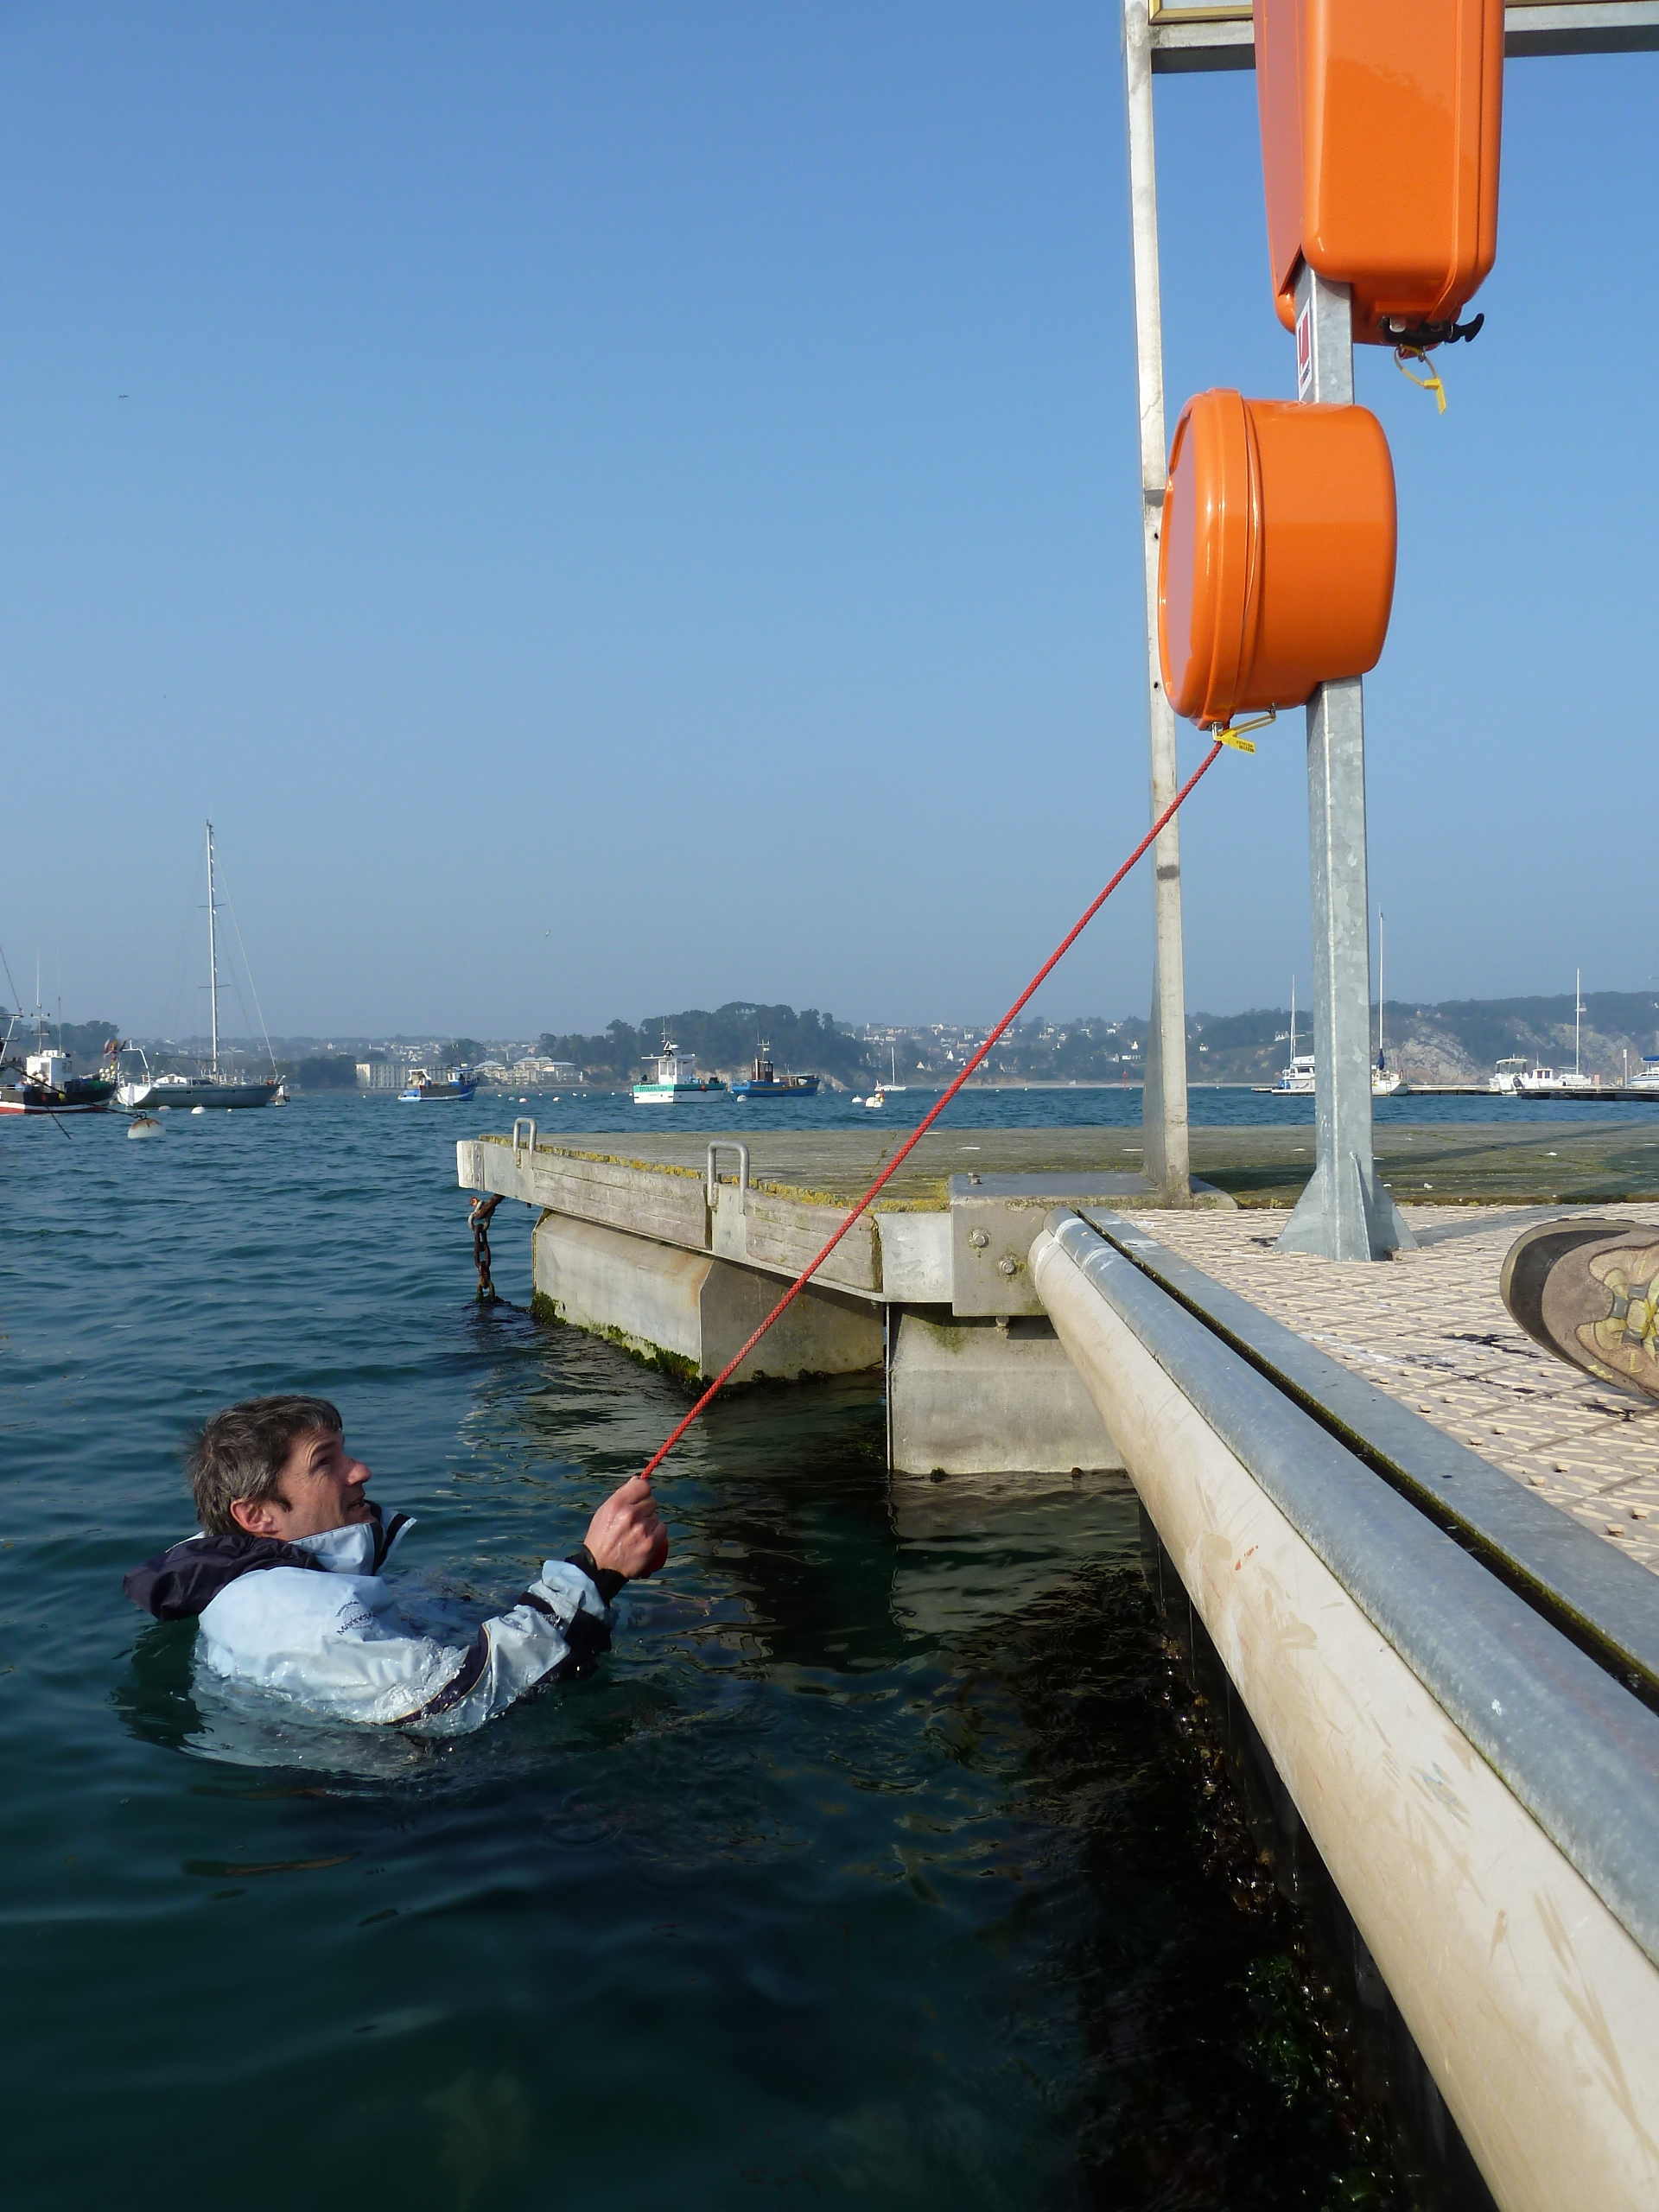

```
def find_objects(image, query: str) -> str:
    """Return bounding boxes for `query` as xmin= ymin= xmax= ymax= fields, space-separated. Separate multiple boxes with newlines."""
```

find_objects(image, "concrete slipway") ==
xmin=460 ymin=1126 xmax=1659 ymax=2207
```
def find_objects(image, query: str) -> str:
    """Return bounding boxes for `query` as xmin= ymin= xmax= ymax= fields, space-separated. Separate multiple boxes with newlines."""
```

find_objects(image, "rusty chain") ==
xmin=469 ymin=1193 xmax=504 ymax=1303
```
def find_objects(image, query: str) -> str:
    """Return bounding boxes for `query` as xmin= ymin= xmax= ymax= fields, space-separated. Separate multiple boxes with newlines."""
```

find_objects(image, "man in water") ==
xmin=124 ymin=1394 xmax=668 ymax=1732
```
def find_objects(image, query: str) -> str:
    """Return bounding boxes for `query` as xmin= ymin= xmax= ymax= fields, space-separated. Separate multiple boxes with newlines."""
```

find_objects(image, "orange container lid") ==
xmin=1159 ymin=391 xmax=1257 ymax=729
xmin=1255 ymin=0 xmax=1503 ymax=341
xmin=1159 ymin=391 xmax=1396 ymax=728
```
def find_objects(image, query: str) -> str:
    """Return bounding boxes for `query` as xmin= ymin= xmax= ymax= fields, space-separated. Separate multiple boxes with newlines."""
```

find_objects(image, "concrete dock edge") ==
xmin=1033 ymin=1209 xmax=1659 ymax=2211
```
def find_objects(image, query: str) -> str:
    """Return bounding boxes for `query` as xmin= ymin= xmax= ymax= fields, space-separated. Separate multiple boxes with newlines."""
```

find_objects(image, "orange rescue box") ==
xmin=1255 ymin=0 xmax=1503 ymax=341
xmin=1158 ymin=390 xmax=1396 ymax=728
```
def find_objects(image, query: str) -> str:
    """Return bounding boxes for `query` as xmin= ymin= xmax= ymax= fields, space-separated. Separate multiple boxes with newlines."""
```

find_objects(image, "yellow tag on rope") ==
xmin=1211 ymin=708 xmax=1276 ymax=754
xmin=1395 ymin=344 xmax=1446 ymax=414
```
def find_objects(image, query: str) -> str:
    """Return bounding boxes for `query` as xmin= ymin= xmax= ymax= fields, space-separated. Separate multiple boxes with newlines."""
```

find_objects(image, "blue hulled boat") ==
xmin=399 ymin=1066 xmax=478 ymax=1103
xmin=729 ymin=1047 xmax=820 ymax=1101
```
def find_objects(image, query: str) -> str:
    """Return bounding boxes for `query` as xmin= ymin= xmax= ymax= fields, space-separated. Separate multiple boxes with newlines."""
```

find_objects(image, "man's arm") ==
xmin=395 ymin=1477 xmax=666 ymax=1730
xmin=196 ymin=1475 xmax=670 ymax=1734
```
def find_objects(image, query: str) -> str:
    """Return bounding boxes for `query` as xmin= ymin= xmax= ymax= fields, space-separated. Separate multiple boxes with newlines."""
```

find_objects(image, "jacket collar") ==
xmin=122 ymin=1504 xmax=416 ymax=1621
xmin=294 ymin=1503 xmax=415 ymax=1575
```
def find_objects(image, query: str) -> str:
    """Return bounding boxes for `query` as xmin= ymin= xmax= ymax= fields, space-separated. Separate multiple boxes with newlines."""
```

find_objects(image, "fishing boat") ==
xmin=1373 ymin=910 xmax=1402 ymax=1096
xmin=1251 ymin=971 xmax=1397 ymax=1097
xmin=1625 ymin=1056 xmax=1659 ymax=1094
xmin=399 ymin=1067 xmax=478 ymax=1103
xmin=1489 ymin=1055 xmax=1532 ymax=1095
xmin=1271 ymin=1052 xmax=1318 ymax=1096
xmin=115 ymin=824 xmax=279 ymax=1110
xmin=729 ymin=1046 xmax=820 ymax=1101
xmin=1516 ymin=1065 xmax=1596 ymax=1096
xmin=1255 ymin=980 xmax=1315 ymax=1094
xmin=1516 ymin=969 xmax=1597 ymax=1096
xmin=632 ymin=1039 xmax=725 ymax=1105
xmin=0 ymin=1016 xmax=117 ymax=1116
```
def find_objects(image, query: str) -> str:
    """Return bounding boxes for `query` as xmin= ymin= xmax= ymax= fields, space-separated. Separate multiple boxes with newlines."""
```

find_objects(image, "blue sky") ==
xmin=3 ymin=3 xmax=1655 ymax=1038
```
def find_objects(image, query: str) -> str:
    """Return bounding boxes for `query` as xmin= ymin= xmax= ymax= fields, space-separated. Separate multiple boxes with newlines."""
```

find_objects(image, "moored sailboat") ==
xmin=115 ymin=824 xmax=278 ymax=1110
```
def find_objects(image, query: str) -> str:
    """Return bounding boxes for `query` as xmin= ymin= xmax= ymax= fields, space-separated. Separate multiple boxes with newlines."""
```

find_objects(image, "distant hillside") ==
xmin=1187 ymin=992 xmax=1659 ymax=1087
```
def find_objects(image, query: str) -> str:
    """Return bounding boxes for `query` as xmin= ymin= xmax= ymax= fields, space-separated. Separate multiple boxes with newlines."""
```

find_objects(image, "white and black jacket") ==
xmin=123 ymin=1505 xmax=622 ymax=1733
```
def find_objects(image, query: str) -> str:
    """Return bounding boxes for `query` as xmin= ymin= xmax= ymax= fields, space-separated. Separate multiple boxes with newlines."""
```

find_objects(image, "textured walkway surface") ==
xmin=1120 ymin=1201 xmax=1659 ymax=1578
xmin=505 ymin=1116 xmax=1659 ymax=1210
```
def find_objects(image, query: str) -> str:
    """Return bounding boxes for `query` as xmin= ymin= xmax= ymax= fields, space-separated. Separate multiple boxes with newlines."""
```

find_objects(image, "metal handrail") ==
xmin=706 ymin=1141 xmax=749 ymax=1209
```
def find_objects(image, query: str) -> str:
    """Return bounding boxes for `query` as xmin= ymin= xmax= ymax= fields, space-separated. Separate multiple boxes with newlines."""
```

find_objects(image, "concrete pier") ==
xmin=457 ymin=1127 xmax=1235 ymax=1472
xmin=460 ymin=1118 xmax=1659 ymax=1478
xmin=1033 ymin=1204 xmax=1659 ymax=2209
xmin=461 ymin=1119 xmax=1659 ymax=2190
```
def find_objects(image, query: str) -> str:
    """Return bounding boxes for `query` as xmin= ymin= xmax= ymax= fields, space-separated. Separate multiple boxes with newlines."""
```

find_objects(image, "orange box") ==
xmin=1255 ymin=0 xmax=1503 ymax=341
xmin=1158 ymin=389 xmax=1396 ymax=728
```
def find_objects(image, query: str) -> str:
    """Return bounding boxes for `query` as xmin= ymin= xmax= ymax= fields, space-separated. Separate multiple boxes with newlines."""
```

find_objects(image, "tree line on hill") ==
xmin=24 ymin=988 xmax=1659 ymax=1092
xmin=538 ymin=1003 xmax=868 ymax=1084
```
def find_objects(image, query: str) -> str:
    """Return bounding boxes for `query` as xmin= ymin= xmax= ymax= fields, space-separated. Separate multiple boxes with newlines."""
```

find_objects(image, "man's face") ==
xmin=231 ymin=1427 xmax=373 ymax=1541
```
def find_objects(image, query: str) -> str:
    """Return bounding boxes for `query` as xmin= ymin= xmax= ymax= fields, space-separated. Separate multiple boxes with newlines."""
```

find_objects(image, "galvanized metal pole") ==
xmin=1276 ymin=267 xmax=1413 ymax=1260
xmin=1122 ymin=0 xmax=1191 ymax=1202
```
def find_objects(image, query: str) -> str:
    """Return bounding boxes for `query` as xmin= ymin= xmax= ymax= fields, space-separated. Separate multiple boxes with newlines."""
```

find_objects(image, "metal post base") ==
xmin=1276 ymin=1150 xmax=1418 ymax=1260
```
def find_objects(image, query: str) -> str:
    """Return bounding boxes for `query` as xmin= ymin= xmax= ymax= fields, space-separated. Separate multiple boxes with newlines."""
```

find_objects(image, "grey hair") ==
xmin=187 ymin=1395 xmax=343 ymax=1535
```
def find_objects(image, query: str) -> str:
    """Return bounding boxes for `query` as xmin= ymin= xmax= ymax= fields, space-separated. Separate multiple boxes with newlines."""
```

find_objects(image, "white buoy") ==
xmin=191 ymin=1104 xmax=207 ymax=1114
xmin=127 ymin=1115 xmax=162 ymax=1140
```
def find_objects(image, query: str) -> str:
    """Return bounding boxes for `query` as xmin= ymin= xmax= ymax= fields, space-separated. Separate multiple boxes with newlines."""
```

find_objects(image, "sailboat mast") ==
xmin=1377 ymin=912 xmax=1385 ymax=1070
xmin=1575 ymin=966 xmax=1582 ymax=1080
xmin=1290 ymin=976 xmax=1296 ymax=1060
xmin=206 ymin=820 xmax=219 ymax=1079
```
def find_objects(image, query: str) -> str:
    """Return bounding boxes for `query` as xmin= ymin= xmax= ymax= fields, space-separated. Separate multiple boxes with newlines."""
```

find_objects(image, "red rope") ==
xmin=637 ymin=739 xmax=1225 ymax=1480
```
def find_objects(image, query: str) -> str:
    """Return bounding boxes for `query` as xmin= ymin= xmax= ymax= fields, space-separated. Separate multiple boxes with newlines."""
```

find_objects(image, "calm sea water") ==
xmin=6 ymin=1086 xmax=1599 ymax=2206
xmin=470 ymin=1079 xmax=1658 ymax=1135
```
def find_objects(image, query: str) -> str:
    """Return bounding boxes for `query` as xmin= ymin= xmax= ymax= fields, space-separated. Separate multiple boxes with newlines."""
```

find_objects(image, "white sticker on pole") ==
xmin=1296 ymin=297 xmax=1313 ymax=400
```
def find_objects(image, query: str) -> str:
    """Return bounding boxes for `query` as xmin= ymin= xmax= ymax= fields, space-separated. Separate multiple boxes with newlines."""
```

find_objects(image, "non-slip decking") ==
xmin=536 ymin=1117 xmax=1659 ymax=1211
xmin=1118 ymin=1200 xmax=1659 ymax=1582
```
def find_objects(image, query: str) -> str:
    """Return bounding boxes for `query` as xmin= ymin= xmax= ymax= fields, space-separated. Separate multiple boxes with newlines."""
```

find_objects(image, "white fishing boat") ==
xmin=0 ymin=994 xmax=118 ymax=1116
xmin=1255 ymin=979 xmax=1315 ymax=1093
xmin=1515 ymin=970 xmax=1597 ymax=1096
xmin=1489 ymin=1056 xmax=1532 ymax=1095
xmin=632 ymin=1039 xmax=725 ymax=1105
xmin=1255 ymin=967 xmax=1399 ymax=1097
xmin=116 ymin=824 xmax=278 ymax=1111
xmin=1516 ymin=1065 xmax=1596 ymax=1096
xmin=1373 ymin=910 xmax=1402 ymax=1096
xmin=1625 ymin=1056 xmax=1659 ymax=1094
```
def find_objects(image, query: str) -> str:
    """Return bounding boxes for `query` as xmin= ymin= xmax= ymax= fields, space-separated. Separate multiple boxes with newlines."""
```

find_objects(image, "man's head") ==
xmin=188 ymin=1395 xmax=372 ymax=1541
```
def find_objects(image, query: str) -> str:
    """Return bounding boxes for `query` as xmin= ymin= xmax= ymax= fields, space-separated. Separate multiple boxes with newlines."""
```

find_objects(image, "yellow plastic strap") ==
xmin=1395 ymin=344 xmax=1446 ymax=415
xmin=1211 ymin=708 xmax=1276 ymax=754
